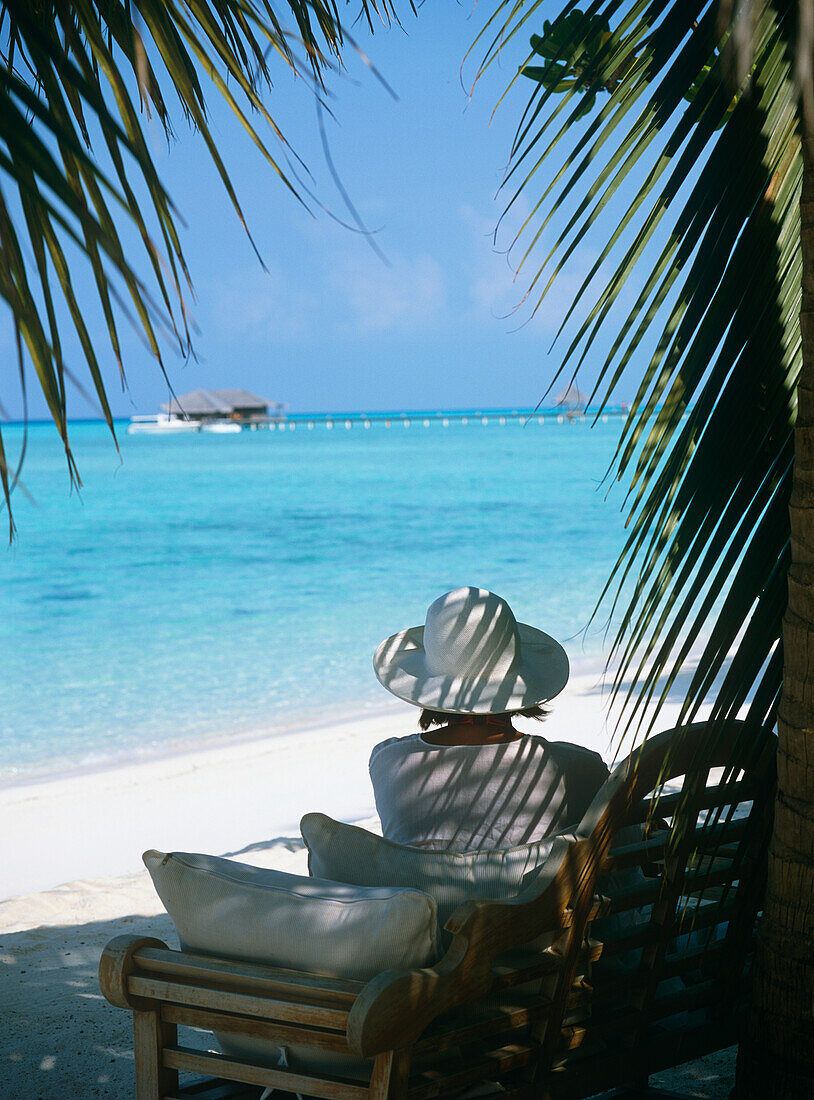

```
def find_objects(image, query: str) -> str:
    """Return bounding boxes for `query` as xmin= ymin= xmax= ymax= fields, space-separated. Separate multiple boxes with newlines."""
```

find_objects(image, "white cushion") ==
xmin=301 ymin=813 xmax=572 ymax=932
xmin=143 ymin=849 xmax=439 ymax=1076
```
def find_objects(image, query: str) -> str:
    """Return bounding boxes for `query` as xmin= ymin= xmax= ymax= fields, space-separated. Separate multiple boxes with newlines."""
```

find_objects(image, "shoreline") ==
xmin=0 ymin=701 xmax=407 ymax=903
xmin=1 ymin=656 xmax=656 ymax=906
xmin=0 ymin=652 xmax=613 ymax=790
xmin=0 ymin=693 xmax=407 ymax=791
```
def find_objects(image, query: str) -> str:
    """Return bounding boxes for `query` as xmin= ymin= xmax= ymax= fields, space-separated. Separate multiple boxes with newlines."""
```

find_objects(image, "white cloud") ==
xmin=205 ymin=265 xmax=319 ymax=341
xmin=202 ymin=244 xmax=450 ymax=344
xmin=200 ymin=209 xmax=616 ymax=354
xmin=329 ymin=251 xmax=447 ymax=335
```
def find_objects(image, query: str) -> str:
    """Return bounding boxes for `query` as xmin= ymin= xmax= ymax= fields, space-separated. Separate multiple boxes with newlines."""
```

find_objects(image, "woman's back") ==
xmin=370 ymin=732 xmax=609 ymax=851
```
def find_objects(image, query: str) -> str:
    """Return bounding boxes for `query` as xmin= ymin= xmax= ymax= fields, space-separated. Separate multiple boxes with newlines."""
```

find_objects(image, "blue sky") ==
xmin=2 ymin=3 xmax=646 ymax=421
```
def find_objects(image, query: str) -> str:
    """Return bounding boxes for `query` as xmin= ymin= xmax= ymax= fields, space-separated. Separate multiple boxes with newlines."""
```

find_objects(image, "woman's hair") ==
xmin=418 ymin=706 xmax=550 ymax=731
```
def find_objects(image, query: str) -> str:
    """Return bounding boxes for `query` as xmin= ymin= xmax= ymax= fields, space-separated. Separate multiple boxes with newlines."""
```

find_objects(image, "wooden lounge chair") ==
xmin=99 ymin=720 xmax=776 ymax=1099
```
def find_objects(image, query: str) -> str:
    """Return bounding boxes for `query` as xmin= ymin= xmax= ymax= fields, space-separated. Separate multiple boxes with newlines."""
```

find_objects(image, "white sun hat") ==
xmin=373 ymin=587 xmax=569 ymax=714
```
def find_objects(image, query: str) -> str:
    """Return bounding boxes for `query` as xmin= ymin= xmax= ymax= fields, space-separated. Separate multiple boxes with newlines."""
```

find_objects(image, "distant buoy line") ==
xmin=258 ymin=408 xmax=632 ymax=433
xmin=127 ymin=407 xmax=649 ymax=436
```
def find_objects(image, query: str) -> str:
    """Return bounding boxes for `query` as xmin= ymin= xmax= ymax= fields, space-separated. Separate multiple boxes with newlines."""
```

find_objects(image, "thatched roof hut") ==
xmin=161 ymin=389 xmax=285 ymax=422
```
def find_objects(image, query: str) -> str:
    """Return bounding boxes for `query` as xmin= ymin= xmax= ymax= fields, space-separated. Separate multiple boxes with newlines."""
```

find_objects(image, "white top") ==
xmin=369 ymin=733 xmax=609 ymax=851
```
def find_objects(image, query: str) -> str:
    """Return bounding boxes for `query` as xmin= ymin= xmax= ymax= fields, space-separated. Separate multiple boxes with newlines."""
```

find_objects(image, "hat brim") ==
xmin=373 ymin=621 xmax=569 ymax=714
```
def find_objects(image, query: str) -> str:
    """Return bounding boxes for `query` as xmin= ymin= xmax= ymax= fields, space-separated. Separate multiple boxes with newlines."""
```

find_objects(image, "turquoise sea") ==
xmin=1 ymin=411 xmax=634 ymax=781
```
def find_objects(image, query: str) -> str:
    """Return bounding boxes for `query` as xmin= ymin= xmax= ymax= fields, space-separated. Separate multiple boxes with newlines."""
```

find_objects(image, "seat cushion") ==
xmin=143 ymin=849 xmax=439 ymax=1076
xmin=301 ymin=813 xmax=572 ymax=932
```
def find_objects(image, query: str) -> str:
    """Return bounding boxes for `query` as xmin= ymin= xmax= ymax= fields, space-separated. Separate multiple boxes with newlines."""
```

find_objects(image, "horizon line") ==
xmin=2 ymin=403 xmax=635 ymax=427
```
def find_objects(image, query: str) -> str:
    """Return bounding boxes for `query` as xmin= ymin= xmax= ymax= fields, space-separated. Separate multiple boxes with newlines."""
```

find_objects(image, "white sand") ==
xmin=0 ymin=667 xmax=736 ymax=1097
xmin=0 ymin=701 xmax=405 ymax=904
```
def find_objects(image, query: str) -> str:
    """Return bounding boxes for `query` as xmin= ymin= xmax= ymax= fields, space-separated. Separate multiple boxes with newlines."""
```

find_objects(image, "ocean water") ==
xmin=1 ymin=412 xmax=633 ymax=780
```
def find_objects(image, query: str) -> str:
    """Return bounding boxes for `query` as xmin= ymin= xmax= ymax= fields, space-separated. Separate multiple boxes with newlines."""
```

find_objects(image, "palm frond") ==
xmin=482 ymin=0 xmax=800 ymax=753
xmin=0 ymin=0 xmax=409 ymax=530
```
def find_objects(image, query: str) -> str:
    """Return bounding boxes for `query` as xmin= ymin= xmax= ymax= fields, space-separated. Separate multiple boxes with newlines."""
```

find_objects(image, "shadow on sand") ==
xmin=0 ymin=831 xmax=314 ymax=1098
xmin=0 ymin=910 xmax=206 ymax=1098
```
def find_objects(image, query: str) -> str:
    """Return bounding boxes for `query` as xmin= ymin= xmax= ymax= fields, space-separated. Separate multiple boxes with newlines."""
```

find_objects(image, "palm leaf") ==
xmin=482 ymin=0 xmax=800 ymax=762
xmin=0 ymin=0 xmax=409 ymax=530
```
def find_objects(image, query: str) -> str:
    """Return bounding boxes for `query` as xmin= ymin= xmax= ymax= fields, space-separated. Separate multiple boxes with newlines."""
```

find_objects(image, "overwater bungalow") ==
xmin=128 ymin=389 xmax=287 ymax=434
xmin=162 ymin=389 xmax=286 ymax=425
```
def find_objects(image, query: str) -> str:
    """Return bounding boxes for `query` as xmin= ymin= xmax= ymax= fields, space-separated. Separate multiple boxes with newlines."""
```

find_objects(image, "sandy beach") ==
xmin=0 ymin=666 xmax=737 ymax=1097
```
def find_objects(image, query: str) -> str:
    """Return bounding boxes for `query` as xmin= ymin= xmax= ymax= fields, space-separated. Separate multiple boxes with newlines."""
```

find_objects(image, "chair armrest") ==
xmin=99 ymin=934 xmax=171 ymax=1009
xmin=347 ymin=835 xmax=586 ymax=1058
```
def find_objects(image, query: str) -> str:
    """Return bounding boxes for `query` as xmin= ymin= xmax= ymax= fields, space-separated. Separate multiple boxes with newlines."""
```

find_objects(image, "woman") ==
xmin=370 ymin=586 xmax=608 ymax=851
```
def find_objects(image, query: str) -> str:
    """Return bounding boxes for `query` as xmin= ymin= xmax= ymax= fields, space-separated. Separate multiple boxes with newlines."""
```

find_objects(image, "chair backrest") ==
xmin=547 ymin=720 xmax=776 ymax=1070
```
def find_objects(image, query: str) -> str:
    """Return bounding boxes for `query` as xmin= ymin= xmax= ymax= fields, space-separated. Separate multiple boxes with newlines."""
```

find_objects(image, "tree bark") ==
xmin=736 ymin=69 xmax=814 ymax=1097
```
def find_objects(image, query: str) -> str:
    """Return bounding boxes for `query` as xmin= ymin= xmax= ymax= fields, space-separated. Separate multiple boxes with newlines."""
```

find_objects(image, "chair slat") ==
xmin=588 ymin=923 xmax=659 ymax=960
xmin=588 ymin=939 xmax=734 ymax=1002
xmin=163 ymin=1045 xmax=367 ymax=1100
xmin=135 ymin=946 xmax=361 ymax=1002
xmin=415 ymin=994 xmax=553 ymax=1054
xmin=661 ymin=938 xmax=733 ymax=979
xmin=687 ymin=850 xmax=739 ymax=873
xmin=681 ymin=861 xmax=748 ymax=896
xmin=602 ymin=836 xmax=667 ymax=870
xmin=673 ymin=897 xmax=740 ymax=935
xmin=604 ymin=815 xmax=751 ymax=872
xmin=129 ymin=977 xmax=349 ymax=1029
xmin=595 ymin=859 xmax=749 ymax=922
xmin=407 ymin=1042 xmax=536 ymax=1100
xmin=162 ymin=1004 xmax=350 ymax=1051
xmin=690 ymin=816 xmax=752 ymax=850
xmin=588 ymin=899 xmax=740 ymax=971
xmin=582 ymin=973 xmax=743 ymax=1041
xmin=172 ymin=1079 xmax=237 ymax=1097
xmin=594 ymin=879 xmax=662 ymax=916
xmin=489 ymin=952 xmax=563 ymax=992
xmin=559 ymin=1007 xmax=639 ymax=1051
xmin=494 ymin=1087 xmax=545 ymax=1100
xmin=625 ymin=781 xmax=758 ymax=824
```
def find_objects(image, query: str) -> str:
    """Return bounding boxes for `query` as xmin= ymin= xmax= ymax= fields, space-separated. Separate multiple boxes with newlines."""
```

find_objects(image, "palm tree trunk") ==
xmin=735 ymin=90 xmax=814 ymax=1098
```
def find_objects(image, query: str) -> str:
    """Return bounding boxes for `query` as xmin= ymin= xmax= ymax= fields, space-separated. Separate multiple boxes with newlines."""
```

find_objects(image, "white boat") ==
xmin=202 ymin=420 xmax=242 ymax=434
xmin=127 ymin=415 xmax=201 ymax=435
